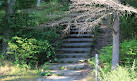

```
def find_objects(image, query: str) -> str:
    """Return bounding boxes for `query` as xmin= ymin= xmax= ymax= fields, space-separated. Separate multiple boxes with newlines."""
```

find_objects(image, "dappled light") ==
xmin=0 ymin=0 xmax=137 ymax=81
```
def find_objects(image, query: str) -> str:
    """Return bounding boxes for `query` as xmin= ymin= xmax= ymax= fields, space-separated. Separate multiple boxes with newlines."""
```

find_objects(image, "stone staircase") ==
xmin=38 ymin=26 xmax=94 ymax=81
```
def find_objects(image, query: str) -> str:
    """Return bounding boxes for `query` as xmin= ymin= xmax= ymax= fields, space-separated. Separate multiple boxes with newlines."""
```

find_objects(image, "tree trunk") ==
xmin=2 ymin=0 xmax=14 ymax=54
xmin=112 ymin=12 xmax=120 ymax=70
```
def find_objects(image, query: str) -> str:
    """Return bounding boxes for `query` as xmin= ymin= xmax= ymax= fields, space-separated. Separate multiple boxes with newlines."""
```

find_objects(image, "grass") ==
xmin=86 ymin=54 xmax=137 ymax=81
xmin=98 ymin=66 xmax=137 ymax=81
xmin=82 ymin=66 xmax=137 ymax=81
xmin=0 ymin=62 xmax=38 ymax=81
xmin=82 ymin=73 xmax=95 ymax=81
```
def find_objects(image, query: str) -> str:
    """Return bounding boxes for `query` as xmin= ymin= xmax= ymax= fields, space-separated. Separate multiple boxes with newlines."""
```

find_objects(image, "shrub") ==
xmin=120 ymin=40 xmax=137 ymax=65
xmin=0 ymin=11 xmax=5 ymax=54
xmin=99 ymin=66 xmax=137 ymax=81
xmin=0 ymin=11 xmax=5 ymax=29
xmin=27 ymin=29 xmax=60 ymax=43
xmin=9 ymin=11 xmax=35 ymax=29
xmin=120 ymin=0 xmax=137 ymax=40
xmin=0 ymin=0 xmax=5 ymax=10
xmin=120 ymin=14 xmax=137 ymax=40
xmin=16 ymin=0 xmax=37 ymax=9
xmin=100 ymin=39 xmax=137 ymax=66
xmin=89 ymin=39 xmax=137 ymax=72
xmin=8 ymin=36 xmax=56 ymax=67
xmin=121 ymin=0 xmax=137 ymax=8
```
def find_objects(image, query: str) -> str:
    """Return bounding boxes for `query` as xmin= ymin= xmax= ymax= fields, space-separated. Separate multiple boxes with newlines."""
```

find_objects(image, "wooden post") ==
xmin=95 ymin=54 xmax=99 ymax=81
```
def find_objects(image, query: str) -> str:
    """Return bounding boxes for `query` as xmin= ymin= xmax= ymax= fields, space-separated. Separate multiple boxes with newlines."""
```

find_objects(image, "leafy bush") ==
xmin=0 ymin=11 xmax=5 ymax=53
xmin=120 ymin=40 xmax=137 ymax=65
xmin=16 ymin=0 xmax=37 ymax=9
xmin=89 ymin=39 xmax=137 ymax=72
xmin=99 ymin=66 xmax=137 ymax=81
xmin=100 ymin=39 xmax=137 ymax=66
xmin=8 ymin=36 xmax=56 ymax=67
xmin=0 ymin=0 xmax=67 ymax=69
xmin=0 ymin=11 xmax=5 ymax=29
xmin=9 ymin=11 xmax=35 ymax=29
xmin=120 ymin=0 xmax=137 ymax=40
xmin=0 ymin=0 xmax=5 ymax=10
xmin=121 ymin=0 xmax=137 ymax=8
xmin=120 ymin=14 xmax=137 ymax=40
xmin=25 ymin=29 xmax=60 ymax=41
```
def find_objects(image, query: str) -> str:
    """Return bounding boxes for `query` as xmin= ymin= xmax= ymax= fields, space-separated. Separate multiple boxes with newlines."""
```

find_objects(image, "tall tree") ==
xmin=2 ymin=0 xmax=15 ymax=54
xmin=45 ymin=0 xmax=137 ymax=69
xmin=112 ymin=11 xmax=120 ymax=69
xmin=2 ymin=0 xmax=37 ymax=54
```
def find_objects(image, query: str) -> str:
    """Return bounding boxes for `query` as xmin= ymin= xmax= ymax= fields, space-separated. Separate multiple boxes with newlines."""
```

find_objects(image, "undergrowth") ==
xmin=88 ymin=39 xmax=137 ymax=80
xmin=0 ymin=1 xmax=69 ymax=81
xmin=30 ymin=2 xmax=69 ymax=25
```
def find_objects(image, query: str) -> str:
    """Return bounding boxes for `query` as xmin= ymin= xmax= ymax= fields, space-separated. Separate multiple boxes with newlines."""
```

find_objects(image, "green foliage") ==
xmin=99 ymin=66 xmax=137 ymax=81
xmin=50 ymin=0 xmax=58 ymax=4
xmin=40 ymin=30 xmax=60 ymax=42
xmin=88 ymin=39 xmax=137 ymax=80
xmin=0 ymin=62 xmax=38 ymax=81
xmin=121 ymin=0 xmax=137 ymax=8
xmin=31 ymin=3 xmax=69 ymax=24
xmin=89 ymin=39 xmax=137 ymax=72
xmin=37 ymin=62 xmax=51 ymax=77
xmin=0 ymin=53 xmax=6 ymax=61
xmin=9 ymin=11 xmax=35 ymax=29
xmin=0 ymin=2 xmax=66 ymax=68
xmin=99 ymin=40 xmax=137 ymax=66
xmin=16 ymin=0 xmax=37 ymax=9
xmin=120 ymin=0 xmax=137 ymax=40
xmin=99 ymin=45 xmax=113 ymax=63
xmin=120 ymin=40 xmax=137 ymax=65
xmin=0 ymin=0 xmax=68 ymax=70
xmin=0 ymin=11 xmax=5 ymax=28
xmin=0 ymin=11 xmax=5 ymax=53
xmin=8 ymin=36 xmax=56 ymax=67
xmin=0 ymin=0 xmax=5 ymax=10
xmin=120 ymin=14 xmax=137 ymax=40
xmin=26 ymin=29 xmax=60 ymax=43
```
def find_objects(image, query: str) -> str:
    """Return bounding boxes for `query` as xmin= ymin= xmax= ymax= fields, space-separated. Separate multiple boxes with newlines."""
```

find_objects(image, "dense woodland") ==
xmin=0 ymin=0 xmax=137 ymax=81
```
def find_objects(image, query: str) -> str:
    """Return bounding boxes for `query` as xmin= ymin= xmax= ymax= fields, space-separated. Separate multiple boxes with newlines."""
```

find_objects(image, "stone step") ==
xmin=57 ymin=48 xmax=91 ymax=53
xmin=62 ymin=43 xmax=92 ymax=46
xmin=63 ymin=38 xmax=93 ymax=43
xmin=70 ymin=27 xmax=78 ymax=30
xmin=70 ymin=31 xmax=91 ymax=34
xmin=67 ymin=34 xmax=94 ymax=38
xmin=71 ymin=30 xmax=91 ymax=33
xmin=57 ymin=58 xmax=86 ymax=63
xmin=70 ymin=27 xmax=83 ymax=30
xmin=50 ymin=70 xmax=83 ymax=76
xmin=57 ymin=53 xmax=88 ymax=58
xmin=46 ymin=63 xmax=85 ymax=70
xmin=37 ymin=76 xmax=74 ymax=81
xmin=61 ymin=43 xmax=92 ymax=48
xmin=69 ymin=34 xmax=92 ymax=37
